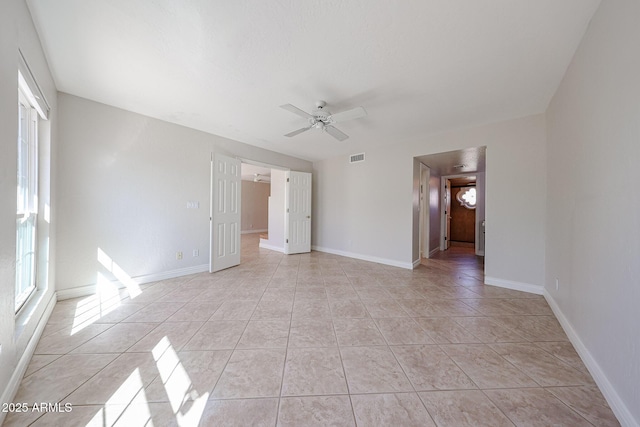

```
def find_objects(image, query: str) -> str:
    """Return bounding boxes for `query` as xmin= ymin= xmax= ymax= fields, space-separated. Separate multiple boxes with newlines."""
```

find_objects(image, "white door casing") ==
xmin=285 ymin=171 xmax=312 ymax=254
xmin=419 ymin=163 xmax=429 ymax=259
xmin=210 ymin=153 xmax=241 ymax=272
xmin=443 ymin=179 xmax=451 ymax=250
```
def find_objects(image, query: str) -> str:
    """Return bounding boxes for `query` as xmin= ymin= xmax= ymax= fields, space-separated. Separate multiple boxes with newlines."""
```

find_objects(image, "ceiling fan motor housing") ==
xmin=311 ymin=101 xmax=332 ymax=123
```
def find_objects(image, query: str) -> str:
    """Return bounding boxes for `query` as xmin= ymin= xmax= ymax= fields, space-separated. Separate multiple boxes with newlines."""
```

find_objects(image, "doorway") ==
xmin=239 ymin=160 xmax=289 ymax=254
xmin=441 ymin=172 xmax=485 ymax=257
xmin=240 ymin=162 xmax=272 ymax=240
xmin=446 ymin=176 xmax=477 ymax=248
xmin=209 ymin=155 xmax=312 ymax=273
xmin=413 ymin=146 xmax=486 ymax=266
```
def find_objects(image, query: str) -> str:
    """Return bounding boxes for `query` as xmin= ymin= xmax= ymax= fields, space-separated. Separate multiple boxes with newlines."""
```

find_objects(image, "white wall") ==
xmin=313 ymin=148 xmax=414 ymax=268
xmin=545 ymin=1 xmax=640 ymax=424
xmin=56 ymin=94 xmax=311 ymax=296
xmin=475 ymin=172 xmax=486 ymax=255
xmin=312 ymin=114 xmax=547 ymax=289
xmin=262 ymin=169 xmax=286 ymax=252
xmin=411 ymin=159 xmax=421 ymax=264
xmin=0 ymin=0 xmax=58 ymax=420
xmin=241 ymin=180 xmax=269 ymax=232
xmin=428 ymin=172 xmax=441 ymax=255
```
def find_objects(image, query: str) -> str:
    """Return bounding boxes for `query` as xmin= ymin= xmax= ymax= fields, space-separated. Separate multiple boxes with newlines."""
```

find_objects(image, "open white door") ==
xmin=210 ymin=153 xmax=241 ymax=272
xmin=443 ymin=179 xmax=452 ymax=250
xmin=285 ymin=171 xmax=312 ymax=254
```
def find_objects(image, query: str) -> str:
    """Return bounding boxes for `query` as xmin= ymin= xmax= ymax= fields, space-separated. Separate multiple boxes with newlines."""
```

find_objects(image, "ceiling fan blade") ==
xmin=329 ymin=106 xmax=367 ymax=123
xmin=325 ymin=125 xmax=349 ymax=141
xmin=280 ymin=104 xmax=313 ymax=119
xmin=284 ymin=126 xmax=312 ymax=137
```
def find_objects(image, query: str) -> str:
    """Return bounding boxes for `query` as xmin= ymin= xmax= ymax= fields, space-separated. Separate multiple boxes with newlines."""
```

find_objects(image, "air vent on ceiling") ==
xmin=349 ymin=153 xmax=365 ymax=163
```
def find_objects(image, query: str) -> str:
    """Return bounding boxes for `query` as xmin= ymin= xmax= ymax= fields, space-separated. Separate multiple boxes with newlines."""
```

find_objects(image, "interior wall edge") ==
xmin=241 ymin=229 xmax=268 ymax=235
xmin=259 ymin=242 xmax=285 ymax=253
xmin=311 ymin=245 xmax=414 ymax=270
xmin=483 ymin=276 xmax=543 ymax=295
xmin=544 ymin=290 xmax=639 ymax=427
xmin=428 ymin=248 xmax=440 ymax=258
xmin=56 ymin=264 xmax=209 ymax=301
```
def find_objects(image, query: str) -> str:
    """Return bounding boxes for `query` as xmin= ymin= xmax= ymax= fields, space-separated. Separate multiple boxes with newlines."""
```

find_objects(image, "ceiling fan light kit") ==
xmin=280 ymin=100 xmax=367 ymax=142
xmin=253 ymin=173 xmax=270 ymax=183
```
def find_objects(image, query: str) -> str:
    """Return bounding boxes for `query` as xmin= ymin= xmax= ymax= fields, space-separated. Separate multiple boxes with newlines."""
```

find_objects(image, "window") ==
xmin=456 ymin=187 xmax=477 ymax=210
xmin=15 ymin=54 xmax=48 ymax=313
xmin=16 ymin=81 xmax=38 ymax=311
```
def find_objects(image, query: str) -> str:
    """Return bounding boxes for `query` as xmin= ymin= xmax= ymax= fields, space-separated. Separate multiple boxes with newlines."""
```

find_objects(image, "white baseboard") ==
xmin=543 ymin=290 xmax=638 ymax=427
xmin=57 ymin=264 xmax=209 ymax=301
xmin=259 ymin=241 xmax=284 ymax=253
xmin=484 ymin=276 xmax=543 ymax=295
xmin=428 ymin=248 xmax=440 ymax=258
xmin=412 ymin=259 xmax=421 ymax=269
xmin=241 ymin=229 xmax=268 ymax=235
xmin=0 ymin=292 xmax=56 ymax=426
xmin=311 ymin=245 xmax=414 ymax=270
xmin=135 ymin=264 xmax=209 ymax=284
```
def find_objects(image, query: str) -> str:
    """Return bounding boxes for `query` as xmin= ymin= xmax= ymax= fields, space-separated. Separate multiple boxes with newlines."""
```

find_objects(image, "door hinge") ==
xmin=286 ymin=239 xmax=289 ymax=243
xmin=287 ymin=178 xmax=290 ymax=182
xmin=287 ymin=208 xmax=289 ymax=213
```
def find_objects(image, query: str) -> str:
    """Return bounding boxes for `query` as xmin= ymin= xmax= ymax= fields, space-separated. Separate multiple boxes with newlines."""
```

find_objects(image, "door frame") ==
xmin=209 ymin=155 xmax=311 ymax=270
xmin=240 ymin=158 xmax=291 ymax=254
xmin=440 ymin=173 xmax=478 ymax=250
xmin=419 ymin=163 xmax=430 ymax=259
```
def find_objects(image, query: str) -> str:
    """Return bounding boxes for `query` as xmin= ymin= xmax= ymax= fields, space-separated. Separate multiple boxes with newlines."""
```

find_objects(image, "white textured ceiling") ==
xmin=27 ymin=0 xmax=600 ymax=162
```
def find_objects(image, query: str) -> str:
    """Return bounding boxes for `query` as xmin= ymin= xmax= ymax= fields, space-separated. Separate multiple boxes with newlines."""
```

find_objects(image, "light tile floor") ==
xmin=4 ymin=235 xmax=619 ymax=426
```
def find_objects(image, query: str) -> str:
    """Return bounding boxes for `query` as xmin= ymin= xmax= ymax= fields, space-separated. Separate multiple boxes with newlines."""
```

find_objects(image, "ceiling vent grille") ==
xmin=349 ymin=153 xmax=365 ymax=163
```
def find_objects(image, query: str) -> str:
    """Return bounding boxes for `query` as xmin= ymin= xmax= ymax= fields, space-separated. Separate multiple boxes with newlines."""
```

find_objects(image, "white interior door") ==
xmin=285 ymin=171 xmax=312 ymax=254
xmin=443 ymin=179 xmax=452 ymax=250
xmin=210 ymin=153 xmax=241 ymax=272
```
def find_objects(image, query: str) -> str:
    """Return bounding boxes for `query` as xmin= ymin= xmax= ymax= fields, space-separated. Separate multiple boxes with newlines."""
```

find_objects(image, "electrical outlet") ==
xmin=176 ymin=251 xmax=183 ymax=260
xmin=555 ymin=278 xmax=559 ymax=291
xmin=193 ymin=249 xmax=199 ymax=257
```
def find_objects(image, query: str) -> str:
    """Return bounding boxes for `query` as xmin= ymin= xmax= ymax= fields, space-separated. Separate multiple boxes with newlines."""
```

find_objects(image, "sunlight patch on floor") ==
xmin=70 ymin=272 xmax=122 ymax=335
xmin=87 ymin=368 xmax=151 ymax=426
xmin=153 ymin=336 xmax=209 ymax=426
xmin=70 ymin=248 xmax=145 ymax=335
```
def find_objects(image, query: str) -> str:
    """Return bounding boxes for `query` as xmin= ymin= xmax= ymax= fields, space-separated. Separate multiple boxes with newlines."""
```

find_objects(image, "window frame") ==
xmin=15 ymin=71 xmax=41 ymax=313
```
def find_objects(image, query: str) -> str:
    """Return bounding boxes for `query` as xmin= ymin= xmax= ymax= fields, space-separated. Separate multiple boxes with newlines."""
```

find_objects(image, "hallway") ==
xmin=421 ymin=245 xmax=484 ymax=282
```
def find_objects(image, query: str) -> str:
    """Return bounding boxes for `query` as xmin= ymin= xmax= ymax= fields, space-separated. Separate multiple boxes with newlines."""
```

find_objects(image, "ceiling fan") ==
xmin=280 ymin=100 xmax=367 ymax=142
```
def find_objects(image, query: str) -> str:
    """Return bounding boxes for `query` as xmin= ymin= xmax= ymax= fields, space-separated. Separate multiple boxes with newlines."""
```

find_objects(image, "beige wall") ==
xmin=56 ymin=93 xmax=311 ymax=295
xmin=0 ymin=0 xmax=58 ymax=419
xmin=313 ymin=114 xmax=547 ymax=291
xmin=241 ymin=180 xmax=270 ymax=232
xmin=545 ymin=0 xmax=639 ymax=423
xmin=428 ymin=172 xmax=441 ymax=255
